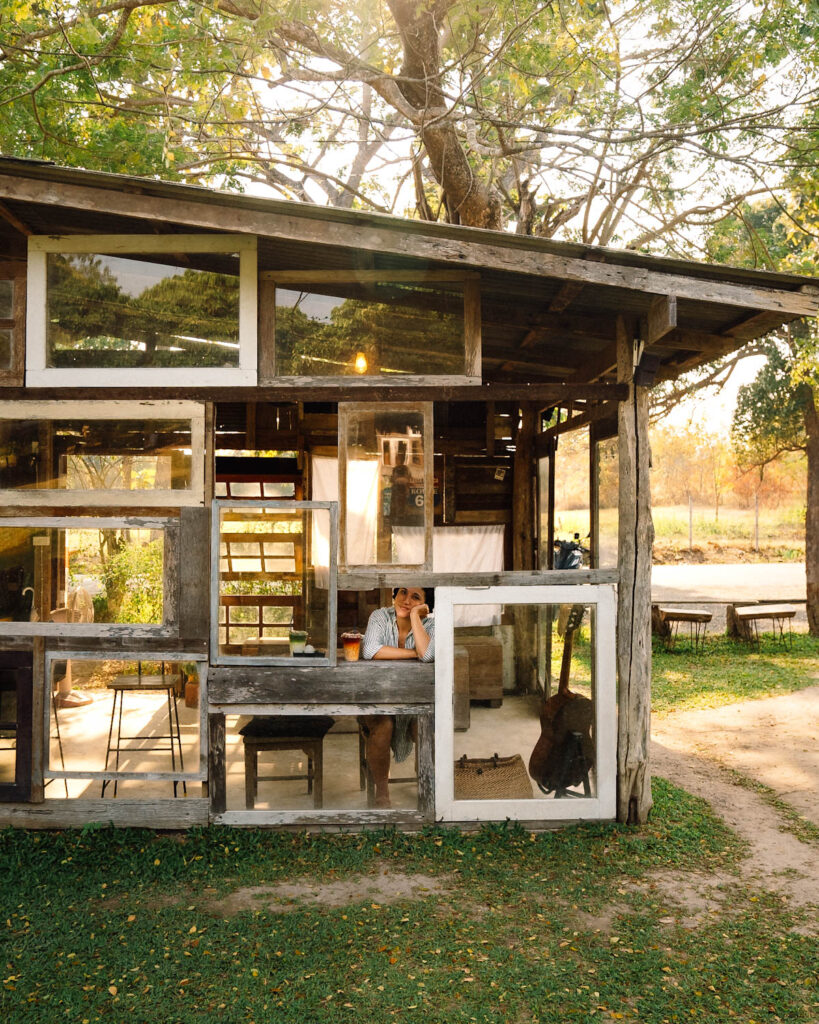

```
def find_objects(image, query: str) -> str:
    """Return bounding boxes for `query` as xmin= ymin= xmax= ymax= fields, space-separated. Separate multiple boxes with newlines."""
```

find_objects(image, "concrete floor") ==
xmin=18 ymin=688 xmax=595 ymax=807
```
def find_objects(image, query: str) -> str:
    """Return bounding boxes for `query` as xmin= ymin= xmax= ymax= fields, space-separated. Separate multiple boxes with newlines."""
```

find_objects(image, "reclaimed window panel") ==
xmin=0 ymin=401 xmax=205 ymax=506
xmin=260 ymin=271 xmax=481 ymax=385
xmin=434 ymin=585 xmax=616 ymax=823
xmin=0 ymin=517 xmax=175 ymax=637
xmin=26 ymin=235 xmax=257 ymax=387
xmin=212 ymin=501 xmax=337 ymax=666
xmin=0 ymin=650 xmax=32 ymax=801
xmin=0 ymin=265 xmax=25 ymax=386
xmin=554 ymin=425 xmax=591 ymax=544
xmin=595 ymin=435 xmax=619 ymax=569
xmin=43 ymin=653 xmax=206 ymax=793
xmin=0 ymin=330 xmax=11 ymax=370
xmin=338 ymin=403 xmax=433 ymax=570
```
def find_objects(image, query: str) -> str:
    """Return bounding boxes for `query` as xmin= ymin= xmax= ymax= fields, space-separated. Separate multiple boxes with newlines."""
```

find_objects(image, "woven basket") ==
xmin=454 ymin=753 xmax=533 ymax=800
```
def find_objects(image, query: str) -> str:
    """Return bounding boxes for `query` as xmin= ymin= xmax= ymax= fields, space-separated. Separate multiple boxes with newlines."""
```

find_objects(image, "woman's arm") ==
xmin=410 ymin=605 xmax=434 ymax=661
xmin=362 ymin=607 xmax=417 ymax=660
xmin=371 ymin=645 xmax=418 ymax=660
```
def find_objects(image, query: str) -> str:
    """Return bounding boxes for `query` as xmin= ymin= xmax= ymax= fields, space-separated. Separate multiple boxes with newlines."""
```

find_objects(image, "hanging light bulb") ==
xmin=354 ymin=351 xmax=368 ymax=374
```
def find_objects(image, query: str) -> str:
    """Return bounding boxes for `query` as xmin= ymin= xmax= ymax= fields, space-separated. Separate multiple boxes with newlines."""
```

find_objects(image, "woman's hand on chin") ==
xmin=410 ymin=604 xmax=429 ymax=620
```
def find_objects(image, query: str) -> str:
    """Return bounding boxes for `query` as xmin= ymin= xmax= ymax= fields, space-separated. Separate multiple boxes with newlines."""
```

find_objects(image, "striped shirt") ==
xmin=361 ymin=606 xmax=435 ymax=663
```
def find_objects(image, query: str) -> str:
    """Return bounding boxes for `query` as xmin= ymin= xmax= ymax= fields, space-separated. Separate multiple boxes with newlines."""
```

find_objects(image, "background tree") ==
xmin=1 ymin=0 xmax=817 ymax=245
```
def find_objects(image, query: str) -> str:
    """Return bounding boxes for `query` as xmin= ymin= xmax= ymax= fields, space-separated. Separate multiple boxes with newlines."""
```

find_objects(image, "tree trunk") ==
xmin=387 ymin=0 xmax=502 ymax=230
xmin=805 ymin=388 xmax=819 ymax=635
xmin=616 ymin=318 xmax=654 ymax=824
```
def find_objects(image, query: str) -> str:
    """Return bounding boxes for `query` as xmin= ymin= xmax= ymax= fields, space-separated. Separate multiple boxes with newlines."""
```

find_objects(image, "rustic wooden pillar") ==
xmin=616 ymin=318 xmax=654 ymax=823
xmin=512 ymin=403 xmax=537 ymax=693
xmin=208 ymin=713 xmax=227 ymax=815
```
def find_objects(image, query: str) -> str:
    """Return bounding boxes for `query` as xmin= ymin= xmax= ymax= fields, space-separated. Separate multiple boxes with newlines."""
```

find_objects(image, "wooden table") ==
xmin=207 ymin=661 xmax=435 ymax=824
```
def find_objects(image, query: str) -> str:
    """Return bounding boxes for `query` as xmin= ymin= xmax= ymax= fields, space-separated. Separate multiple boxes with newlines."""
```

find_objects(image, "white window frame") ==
xmin=42 ymin=650 xmax=208 ymax=785
xmin=434 ymin=584 xmax=617 ymax=823
xmin=0 ymin=515 xmax=177 ymax=638
xmin=0 ymin=400 xmax=206 ymax=507
xmin=26 ymin=234 xmax=257 ymax=387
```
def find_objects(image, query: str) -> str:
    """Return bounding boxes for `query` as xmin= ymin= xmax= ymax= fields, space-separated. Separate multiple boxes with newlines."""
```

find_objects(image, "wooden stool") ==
xmin=101 ymin=674 xmax=185 ymax=797
xmin=656 ymin=607 xmax=713 ymax=653
xmin=240 ymin=715 xmax=334 ymax=809
xmin=732 ymin=604 xmax=796 ymax=649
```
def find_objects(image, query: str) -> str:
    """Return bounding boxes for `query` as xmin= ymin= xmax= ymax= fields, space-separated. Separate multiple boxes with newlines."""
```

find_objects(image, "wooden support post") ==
xmin=416 ymin=713 xmax=435 ymax=819
xmin=616 ymin=316 xmax=654 ymax=824
xmin=512 ymin=403 xmax=537 ymax=694
xmin=30 ymin=638 xmax=45 ymax=803
xmin=208 ymin=713 xmax=227 ymax=815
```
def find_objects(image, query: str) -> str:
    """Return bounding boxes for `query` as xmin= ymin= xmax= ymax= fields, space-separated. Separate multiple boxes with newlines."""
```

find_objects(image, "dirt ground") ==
xmin=651 ymin=683 xmax=819 ymax=911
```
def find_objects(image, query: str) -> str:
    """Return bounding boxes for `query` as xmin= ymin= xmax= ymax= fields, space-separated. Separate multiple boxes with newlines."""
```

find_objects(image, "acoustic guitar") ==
xmin=528 ymin=604 xmax=594 ymax=796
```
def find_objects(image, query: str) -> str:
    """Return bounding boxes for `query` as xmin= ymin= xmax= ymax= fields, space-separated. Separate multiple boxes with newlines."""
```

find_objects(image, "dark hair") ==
xmin=392 ymin=586 xmax=434 ymax=612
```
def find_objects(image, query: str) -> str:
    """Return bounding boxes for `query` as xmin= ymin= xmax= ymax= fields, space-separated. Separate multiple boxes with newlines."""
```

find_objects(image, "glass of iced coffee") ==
xmin=341 ymin=631 xmax=362 ymax=662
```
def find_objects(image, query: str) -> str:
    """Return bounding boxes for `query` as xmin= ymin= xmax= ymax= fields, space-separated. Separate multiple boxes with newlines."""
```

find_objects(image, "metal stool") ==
xmin=101 ymin=674 xmax=185 ymax=797
xmin=239 ymin=715 xmax=334 ymax=809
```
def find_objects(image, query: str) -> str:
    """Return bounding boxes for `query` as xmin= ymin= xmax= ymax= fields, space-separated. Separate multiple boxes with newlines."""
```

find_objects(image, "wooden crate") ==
xmin=456 ymin=636 xmax=503 ymax=706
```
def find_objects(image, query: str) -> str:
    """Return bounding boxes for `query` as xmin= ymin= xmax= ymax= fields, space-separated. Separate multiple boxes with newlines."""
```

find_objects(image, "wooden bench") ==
xmin=654 ymin=606 xmax=712 ymax=653
xmin=730 ymin=604 xmax=796 ymax=648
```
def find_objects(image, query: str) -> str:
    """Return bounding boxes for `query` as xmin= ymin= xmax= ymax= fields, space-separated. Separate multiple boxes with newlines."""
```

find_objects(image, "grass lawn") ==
xmin=2 ymin=780 xmax=817 ymax=1024
xmin=652 ymin=633 xmax=819 ymax=715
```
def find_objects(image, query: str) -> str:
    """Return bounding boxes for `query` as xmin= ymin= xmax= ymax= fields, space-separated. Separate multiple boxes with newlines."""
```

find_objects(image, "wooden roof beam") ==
xmin=2 ymin=172 xmax=817 ymax=318
xmin=0 ymin=200 xmax=31 ymax=237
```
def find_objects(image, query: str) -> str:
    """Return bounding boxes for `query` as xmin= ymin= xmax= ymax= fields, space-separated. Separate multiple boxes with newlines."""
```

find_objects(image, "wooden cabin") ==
xmin=0 ymin=157 xmax=815 ymax=830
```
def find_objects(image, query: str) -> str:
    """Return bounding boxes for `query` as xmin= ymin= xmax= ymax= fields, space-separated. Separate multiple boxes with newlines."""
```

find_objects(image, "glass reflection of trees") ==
xmin=276 ymin=283 xmax=465 ymax=377
xmin=46 ymin=254 xmax=240 ymax=368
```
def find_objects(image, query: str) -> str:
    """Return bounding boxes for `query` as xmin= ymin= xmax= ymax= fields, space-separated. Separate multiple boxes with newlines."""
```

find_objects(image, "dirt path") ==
xmin=650 ymin=684 xmax=819 ymax=910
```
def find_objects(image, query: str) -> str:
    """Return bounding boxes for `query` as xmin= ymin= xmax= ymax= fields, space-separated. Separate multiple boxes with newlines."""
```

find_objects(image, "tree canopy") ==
xmin=1 ymin=0 xmax=818 ymax=247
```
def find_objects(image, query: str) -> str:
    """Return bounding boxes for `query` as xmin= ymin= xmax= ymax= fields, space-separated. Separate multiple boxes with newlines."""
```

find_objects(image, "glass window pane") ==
xmin=46 ymin=657 xmax=201 ymax=796
xmin=217 ymin=504 xmax=334 ymax=662
xmin=0 ymin=418 xmax=193 ymax=493
xmin=0 ymin=526 xmax=164 ymax=624
xmin=275 ymin=281 xmax=466 ymax=377
xmin=46 ymin=253 xmax=240 ymax=368
xmin=0 ymin=329 xmax=11 ymax=369
xmin=0 ymin=280 xmax=11 ymax=318
xmin=341 ymin=405 xmax=429 ymax=567
xmin=222 ymin=713 xmax=420 ymax=812
xmin=597 ymin=436 xmax=619 ymax=568
xmin=453 ymin=602 xmax=597 ymax=802
xmin=554 ymin=426 xmax=590 ymax=542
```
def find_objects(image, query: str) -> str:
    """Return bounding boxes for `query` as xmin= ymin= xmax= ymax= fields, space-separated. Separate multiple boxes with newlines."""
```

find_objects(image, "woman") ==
xmin=359 ymin=586 xmax=434 ymax=808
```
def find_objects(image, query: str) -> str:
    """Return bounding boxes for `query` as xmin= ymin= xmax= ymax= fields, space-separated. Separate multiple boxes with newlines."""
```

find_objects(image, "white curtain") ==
xmin=433 ymin=525 xmax=504 ymax=627
xmin=312 ymin=455 xmax=379 ymax=570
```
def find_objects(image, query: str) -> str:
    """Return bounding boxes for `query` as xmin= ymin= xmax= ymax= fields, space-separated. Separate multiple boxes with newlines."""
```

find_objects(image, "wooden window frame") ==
xmin=434 ymin=584 xmax=617 ymax=823
xmin=42 ymin=650 xmax=208 ymax=786
xmin=0 ymin=515 xmax=179 ymax=638
xmin=0 ymin=262 xmax=25 ymax=386
xmin=338 ymin=402 xmax=434 ymax=572
xmin=26 ymin=234 xmax=257 ymax=387
xmin=210 ymin=499 xmax=339 ymax=667
xmin=0 ymin=400 xmax=206 ymax=507
xmin=258 ymin=270 xmax=481 ymax=386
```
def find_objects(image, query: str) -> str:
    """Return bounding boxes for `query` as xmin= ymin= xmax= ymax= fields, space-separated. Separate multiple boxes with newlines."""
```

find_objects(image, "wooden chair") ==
xmin=240 ymin=715 xmax=334 ymax=809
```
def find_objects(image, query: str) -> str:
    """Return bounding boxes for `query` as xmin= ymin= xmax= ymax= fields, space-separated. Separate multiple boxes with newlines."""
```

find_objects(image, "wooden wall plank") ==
xmin=0 ymin=799 xmax=209 ymax=829
xmin=179 ymin=507 xmax=211 ymax=641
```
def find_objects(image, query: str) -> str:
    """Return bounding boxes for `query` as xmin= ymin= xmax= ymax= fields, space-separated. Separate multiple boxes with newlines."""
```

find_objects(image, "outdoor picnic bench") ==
xmin=728 ymin=604 xmax=796 ymax=648
xmin=654 ymin=606 xmax=713 ymax=652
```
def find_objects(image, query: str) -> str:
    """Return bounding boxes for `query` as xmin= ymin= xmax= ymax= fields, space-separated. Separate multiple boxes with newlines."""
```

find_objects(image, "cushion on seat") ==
xmin=239 ymin=715 xmax=334 ymax=739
